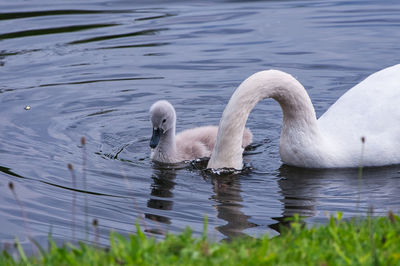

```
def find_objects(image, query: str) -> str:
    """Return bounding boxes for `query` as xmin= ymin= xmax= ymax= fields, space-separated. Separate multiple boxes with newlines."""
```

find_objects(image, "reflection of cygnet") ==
xmin=149 ymin=100 xmax=252 ymax=163
xmin=208 ymin=65 xmax=400 ymax=170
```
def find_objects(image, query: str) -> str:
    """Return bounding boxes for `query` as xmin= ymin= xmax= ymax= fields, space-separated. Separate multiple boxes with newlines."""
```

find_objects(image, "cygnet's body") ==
xmin=149 ymin=100 xmax=252 ymax=163
xmin=208 ymin=64 xmax=400 ymax=170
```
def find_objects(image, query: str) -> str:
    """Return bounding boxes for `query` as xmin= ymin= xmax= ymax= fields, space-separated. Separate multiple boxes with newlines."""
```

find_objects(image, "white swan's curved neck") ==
xmin=207 ymin=70 xmax=320 ymax=169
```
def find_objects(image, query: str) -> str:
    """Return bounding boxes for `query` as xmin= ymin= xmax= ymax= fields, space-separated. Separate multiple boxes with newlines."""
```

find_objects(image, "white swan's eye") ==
xmin=162 ymin=119 xmax=167 ymax=124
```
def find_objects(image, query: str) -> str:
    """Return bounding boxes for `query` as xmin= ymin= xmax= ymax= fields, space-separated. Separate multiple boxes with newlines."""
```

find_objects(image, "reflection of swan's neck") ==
xmin=208 ymin=70 xmax=322 ymax=169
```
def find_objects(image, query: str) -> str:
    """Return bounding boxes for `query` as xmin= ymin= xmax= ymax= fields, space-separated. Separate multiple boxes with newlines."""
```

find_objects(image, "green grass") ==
xmin=2 ymin=213 xmax=400 ymax=265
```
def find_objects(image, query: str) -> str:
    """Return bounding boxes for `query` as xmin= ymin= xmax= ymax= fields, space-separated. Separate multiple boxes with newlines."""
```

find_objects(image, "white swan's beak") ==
xmin=150 ymin=127 xmax=162 ymax=148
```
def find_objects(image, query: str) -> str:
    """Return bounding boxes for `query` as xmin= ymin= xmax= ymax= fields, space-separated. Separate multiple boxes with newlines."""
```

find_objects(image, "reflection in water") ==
xmin=145 ymin=164 xmax=178 ymax=232
xmin=277 ymin=166 xmax=321 ymax=218
xmin=2 ymin=0 xmax=400 ymax=247
xmin=146 ymin=160 xmax=258 ymax=239
xmin=270 ymin=165 xmax=400 ymax=233
xmin=210 ymin=175 xmax=257 ymax=239
xmin=146 ymin=162 xmax=400 ymax=238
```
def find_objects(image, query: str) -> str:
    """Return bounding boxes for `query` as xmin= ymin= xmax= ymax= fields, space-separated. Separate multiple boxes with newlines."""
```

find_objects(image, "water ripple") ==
xmin=0 ymin=0 xmax=400 ymax=251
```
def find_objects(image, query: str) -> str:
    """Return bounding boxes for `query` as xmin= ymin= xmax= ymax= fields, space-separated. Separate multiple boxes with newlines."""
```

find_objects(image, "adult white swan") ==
xmin=207 ymin=64 xmax=400 ymax=170
xmin=149 ymin=100 xmax=252 ymax=163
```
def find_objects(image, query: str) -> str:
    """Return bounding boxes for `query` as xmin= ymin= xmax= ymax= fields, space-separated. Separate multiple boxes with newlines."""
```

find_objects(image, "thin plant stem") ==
xmin=358 ymin=136 xmax=366 ymax=179
xmin=120 ymin=166 xmax=152 ymax=234
xmin=8 ymin=182 xmax=34 ymax=253
xmin=81 ymin=137 xmax=89 ymax=241
xmin=368 ymin=206 xmax=378 ymax=266
xmin=68 ymin=163 xmax=76 ymax=242
xmin=92 ymin=219 xmax=99 ymax=248
xmin=357 ymin=136 xmax=366 ymax=212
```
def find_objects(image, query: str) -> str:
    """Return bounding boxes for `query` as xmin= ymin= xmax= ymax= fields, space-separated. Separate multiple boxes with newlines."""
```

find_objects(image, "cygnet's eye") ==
xmin=162 ymin=119 xmax=167 ymax=124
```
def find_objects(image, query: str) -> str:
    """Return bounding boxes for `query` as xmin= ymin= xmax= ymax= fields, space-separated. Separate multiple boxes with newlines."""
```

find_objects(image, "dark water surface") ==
xmin=1 ymin=0 xmax=400 ymax=251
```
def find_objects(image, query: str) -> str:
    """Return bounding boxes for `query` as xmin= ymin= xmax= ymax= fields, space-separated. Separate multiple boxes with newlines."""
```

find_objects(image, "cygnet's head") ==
xmin=149 ymin=100 xmax=176 ymax=149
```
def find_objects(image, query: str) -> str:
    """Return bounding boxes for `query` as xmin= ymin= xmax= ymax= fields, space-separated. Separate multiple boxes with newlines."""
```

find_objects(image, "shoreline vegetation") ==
xmin=1 ymin=212 xmax=399 ymax=265
xmin=3 ymin=137 xmax=398 ymax=265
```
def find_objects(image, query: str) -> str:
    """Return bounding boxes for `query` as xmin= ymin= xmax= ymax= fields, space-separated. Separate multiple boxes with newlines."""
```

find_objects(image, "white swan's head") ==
xmin=149 ymin=100 xmax=176 ymax=148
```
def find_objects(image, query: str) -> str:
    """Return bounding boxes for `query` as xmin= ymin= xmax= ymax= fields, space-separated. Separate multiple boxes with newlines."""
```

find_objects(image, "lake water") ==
xmin=1 ymin=0 xmax=400 ymax=252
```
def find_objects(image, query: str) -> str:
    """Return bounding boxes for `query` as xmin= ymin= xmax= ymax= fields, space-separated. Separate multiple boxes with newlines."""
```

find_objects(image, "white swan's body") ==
xmin=149 ymin=100 xmax=252 ymax=163
xmin=208 ymin=64 xmax=400 ymax=169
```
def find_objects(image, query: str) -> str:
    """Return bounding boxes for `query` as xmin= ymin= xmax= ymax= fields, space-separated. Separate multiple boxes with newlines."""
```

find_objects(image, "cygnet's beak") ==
xmin=150 ymin=127 xmax=162 ymax=148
